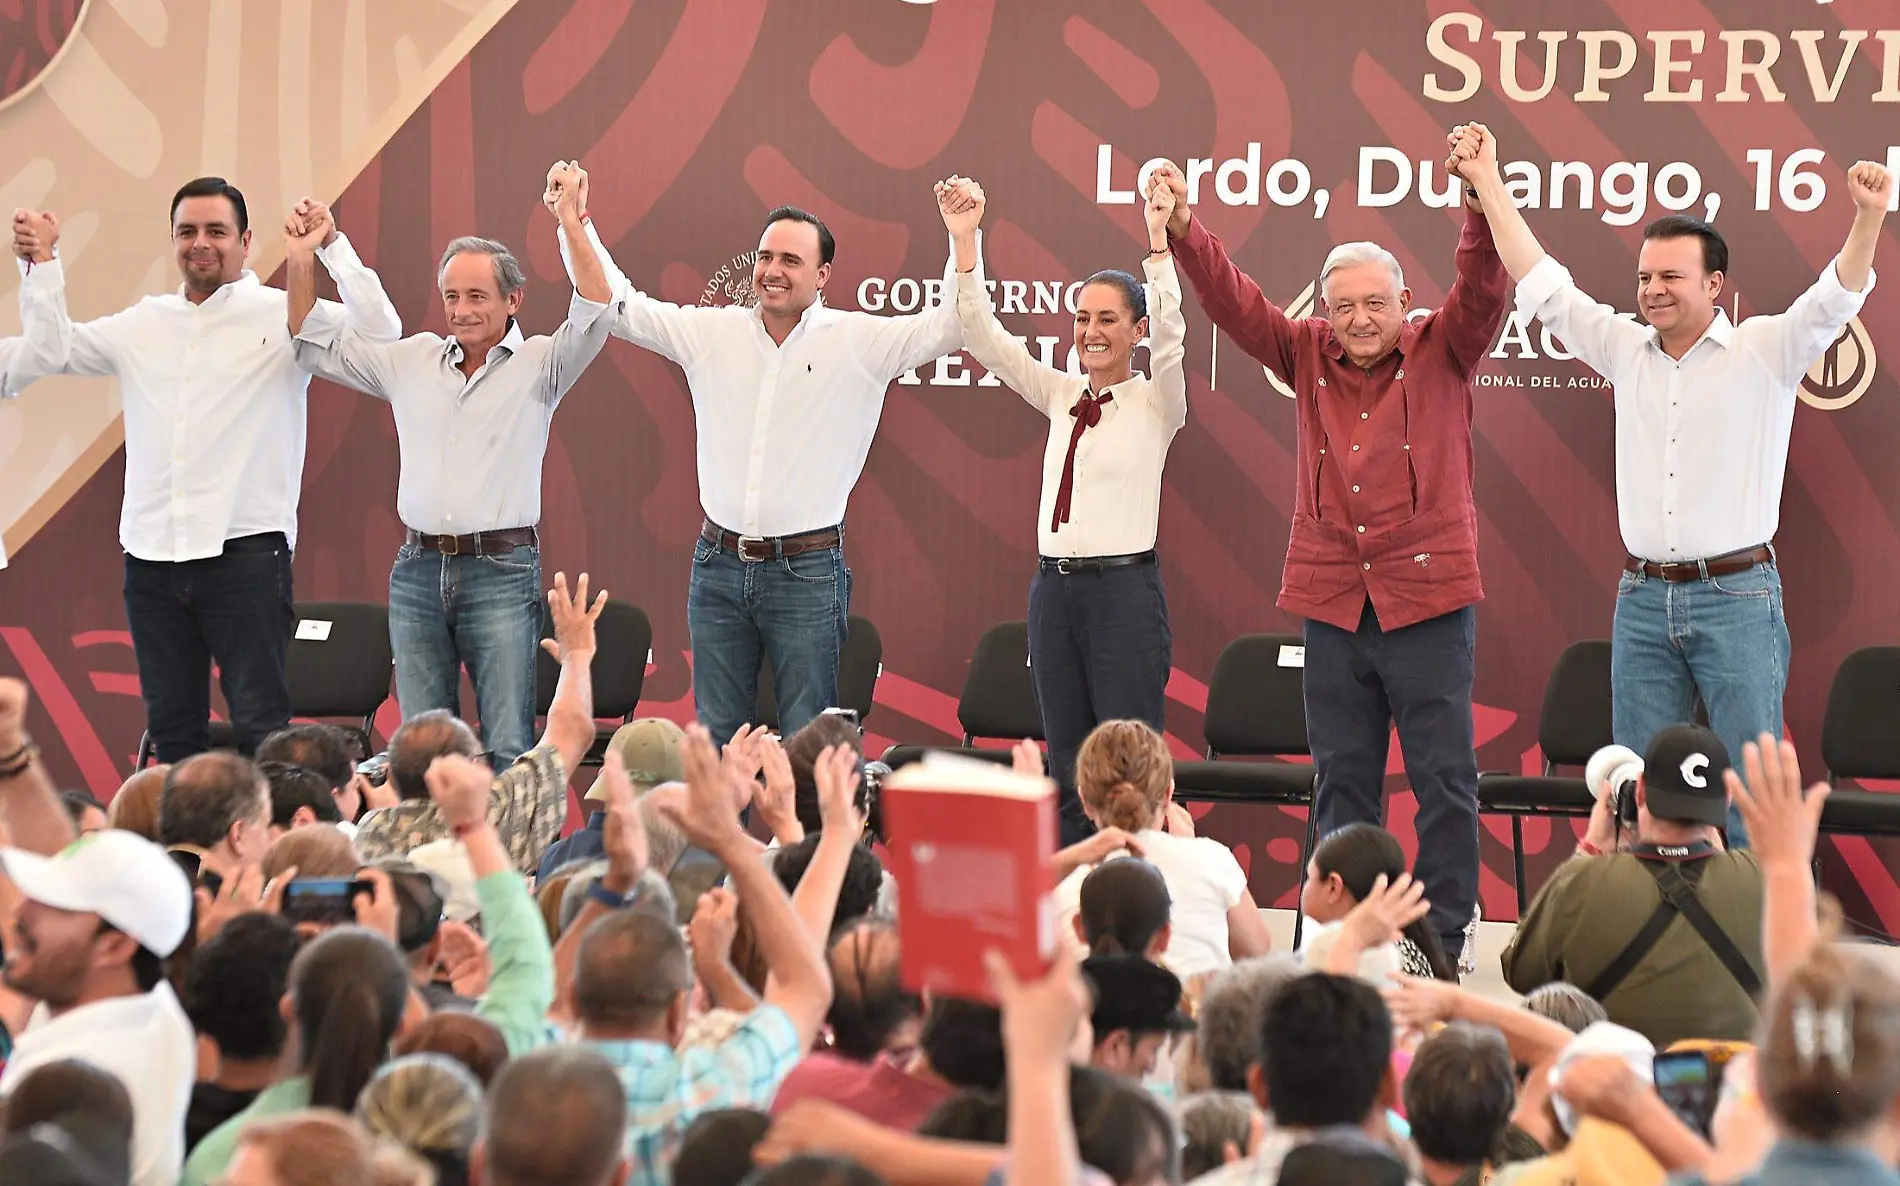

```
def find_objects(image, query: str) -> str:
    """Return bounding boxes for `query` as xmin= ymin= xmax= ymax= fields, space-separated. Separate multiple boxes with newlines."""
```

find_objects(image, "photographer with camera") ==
xmin=1502 ymin=725 xmax=1765 ymax=1048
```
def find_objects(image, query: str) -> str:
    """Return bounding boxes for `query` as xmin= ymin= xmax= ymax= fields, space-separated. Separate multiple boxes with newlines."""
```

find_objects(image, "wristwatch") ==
xmin=586 ymin=879 xmax=640 ymax=910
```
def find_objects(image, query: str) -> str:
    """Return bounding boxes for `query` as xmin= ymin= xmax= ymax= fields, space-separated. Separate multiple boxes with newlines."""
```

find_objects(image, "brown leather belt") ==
xmin=407 ymin=526 xmax=538 ymax=556
xmin=701 ymin=520 xmax=841 ymax=563
xmin=1624 ymin=544 xmax=1772 ymax=582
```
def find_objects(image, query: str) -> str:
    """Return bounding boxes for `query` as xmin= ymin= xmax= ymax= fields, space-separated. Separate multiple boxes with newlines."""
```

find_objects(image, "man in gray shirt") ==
xmin=286 ymin=162 xmax=617 ymax=767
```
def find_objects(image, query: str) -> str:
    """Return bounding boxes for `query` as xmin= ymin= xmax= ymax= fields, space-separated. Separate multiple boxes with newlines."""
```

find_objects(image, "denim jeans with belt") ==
xmin=688 ymin=531 xmax=850 ymax=748
xmin=1612 ymin=558 xmax=1790 ymax=848
xmin=124 ymin=532 xmax=295 ymax=761
xmin=389 ymin=540 xmax=543 ymax=768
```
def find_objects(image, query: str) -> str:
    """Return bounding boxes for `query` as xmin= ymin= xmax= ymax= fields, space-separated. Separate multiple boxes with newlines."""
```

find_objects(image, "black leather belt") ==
xmin=1038 ymin=550 xmax=1157 ymax=575
xmin=408 ymin=526 xmax=537 ymax=556
xmin=702 ymin=520 xmax=842 ymax=563
xmin=1624 ymin=544 xmax=1772 ymax=583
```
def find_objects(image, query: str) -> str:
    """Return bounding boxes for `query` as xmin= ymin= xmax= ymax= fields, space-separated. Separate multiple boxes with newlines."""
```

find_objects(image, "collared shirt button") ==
xmin=1396 ymin=369 xmax=1404 ymax=379
xmin=1360 ymin=412 xmax=1369 ymax=420
xmin=1352 ymin=485 xmax=1360 ymax=493
xmin=1319 ymin=448 xmax=1326 ymax=455
xmin=1363 ymin=562 xmax=1371 ymax=570
xmin=1352 ymin=444 xmax=1360 ymax=452
xmin=1357 ymin=525 xmax=1366 ymax=533
xmin=1317 ymin=377 xmax=1327 ymax=387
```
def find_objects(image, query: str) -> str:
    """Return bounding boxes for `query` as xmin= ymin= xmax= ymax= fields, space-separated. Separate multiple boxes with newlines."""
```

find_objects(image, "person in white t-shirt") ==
xmin=1049 ymin=720 xmax=1273 ymax=981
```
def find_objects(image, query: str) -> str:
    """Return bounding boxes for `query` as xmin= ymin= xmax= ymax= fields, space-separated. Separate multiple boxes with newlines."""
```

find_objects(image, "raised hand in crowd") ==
xmin=1010 ymin=737 xmax=1043 ymax=777
xmin=1324 ymin=872 xmax=1430 ymax=976
xmin=542 ymin=570 xmax=606 ymax=664
xmin=0 ymin=678 xmax=76 ymax=855
xmin=1052 ymin=826 xmax=1145 ymax=881
xmin=597 ymin=750 xmax=650 ymax=894
xmin=11 ymin=208 xmax=57 ymax=264
xmin=688 ymin=885 xmax=757 ymax=1013
xmin=813 ymin=742 xmax=863 ymax=836
xmin=988 ymin=945 xmax=1093 ymax=1186
xmin=756 ymin=732 xmax=804 ymax=846
xmin=1727 ymin=731 xmax=1830 ymax=984
xmin=435 ymin=919 xmax=493 ymax=1000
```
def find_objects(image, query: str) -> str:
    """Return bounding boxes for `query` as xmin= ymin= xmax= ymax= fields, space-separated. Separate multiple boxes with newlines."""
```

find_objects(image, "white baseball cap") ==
xmin=1549 ymin=1020 xmax=1656 ymax=1136
xmin=0 ymin=830 xmax=193 ymax=957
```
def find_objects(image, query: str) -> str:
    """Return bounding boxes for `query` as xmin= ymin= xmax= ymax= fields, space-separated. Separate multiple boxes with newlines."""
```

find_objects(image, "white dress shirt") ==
xmin=1 ymin=983 xmax=197 ymax=1186
xmin=5 ymin=236 xmax=402 ymax=561
xmin=293 ymin=288 xmax=618 ymax=534
xmin=1515 ymin=254 xmax=1872 ymax=562
xmin=562 ymin=222 xmax=963 ymax=538
xmin=957 ymin=254 xmax=1186 ymax=558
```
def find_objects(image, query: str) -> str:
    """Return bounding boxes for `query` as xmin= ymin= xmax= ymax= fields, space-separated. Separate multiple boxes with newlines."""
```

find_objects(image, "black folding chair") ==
xmin=753 ymin=614 xmax=884 ymax=731
xmin=1475 ymin=639 xmax=1612 ymax=916
xmin=136 ymin=601 xmax=394 ymax=766
xmin=1172 ymin=633 xmax=1322 ymax=945
xmin=1817 ymin=647 xmax=1900 ymax=844
xmin=881 ymin=620 xmax=1041 ymax=770
xmin=535 ymin=599 xmax=652 ymax=767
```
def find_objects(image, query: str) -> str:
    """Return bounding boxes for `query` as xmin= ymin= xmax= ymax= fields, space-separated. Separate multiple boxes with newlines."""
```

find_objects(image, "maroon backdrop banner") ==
xmin=4 ymin=0 xmax=1898 ymax=926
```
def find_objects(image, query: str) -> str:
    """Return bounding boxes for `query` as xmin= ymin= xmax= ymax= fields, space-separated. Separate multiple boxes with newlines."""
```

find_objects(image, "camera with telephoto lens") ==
xmin=1585 ymin=744 xmax=1646 ymax=829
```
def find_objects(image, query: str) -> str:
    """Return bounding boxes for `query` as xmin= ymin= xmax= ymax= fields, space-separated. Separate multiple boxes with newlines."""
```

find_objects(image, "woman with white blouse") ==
xmin=938 ymin=177 xmax=1187 ymax=844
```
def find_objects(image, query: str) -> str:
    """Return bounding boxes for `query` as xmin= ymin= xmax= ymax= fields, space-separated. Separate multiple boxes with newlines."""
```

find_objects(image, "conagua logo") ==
xmin=698 ymin=251 xmax=759 ymax=308
xmin=1800 ymin=316 xmax=1876 ymax=411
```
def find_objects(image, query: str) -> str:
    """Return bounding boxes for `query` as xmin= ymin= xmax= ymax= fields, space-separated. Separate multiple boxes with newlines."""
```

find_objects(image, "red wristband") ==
xmin=451 ymin=819 xmax=483 ymax=839
xmin=1576 ymin=839 xmax=1604 ymax=857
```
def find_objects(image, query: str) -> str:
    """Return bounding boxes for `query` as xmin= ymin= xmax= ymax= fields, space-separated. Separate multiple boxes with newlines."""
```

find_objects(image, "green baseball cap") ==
xmin=589 ymin=717 xmax=686 ymax=800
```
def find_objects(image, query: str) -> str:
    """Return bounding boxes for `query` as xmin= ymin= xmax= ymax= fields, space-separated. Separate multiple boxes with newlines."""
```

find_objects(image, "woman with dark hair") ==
xmin=940 ymin=175 xmax=1188 ymax=847
xmin=1301 ymin=822 xmax=1461 ymax=981
xmin=179 ymin=926 xmax=411 ymax=1184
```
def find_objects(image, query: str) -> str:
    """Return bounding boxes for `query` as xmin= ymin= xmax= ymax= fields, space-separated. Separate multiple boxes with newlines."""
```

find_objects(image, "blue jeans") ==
xmin=1304 ymin=601 xmax=1479 ymax=949
xmin=389 ymin=540 xmax=542 ymax=767
xmin=124 ymin=532 xmax=294 ymax=761
xmin=688 ymin=533 xmax=850 ymax=747
xmin=1612 ymin=560 xmax=1789 ymax=847
xmin=1027 ymin=560 xmax=1172 ymax=847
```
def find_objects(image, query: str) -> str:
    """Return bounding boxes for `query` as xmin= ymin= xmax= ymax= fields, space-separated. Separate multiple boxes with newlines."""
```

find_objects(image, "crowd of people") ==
xmin=0 ymin=554 xmax=1884 ymax=1186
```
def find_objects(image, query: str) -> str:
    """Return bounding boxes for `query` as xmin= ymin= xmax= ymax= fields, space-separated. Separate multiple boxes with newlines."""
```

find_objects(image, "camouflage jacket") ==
xmin=355 ymin=745 xmax=568 ymax=876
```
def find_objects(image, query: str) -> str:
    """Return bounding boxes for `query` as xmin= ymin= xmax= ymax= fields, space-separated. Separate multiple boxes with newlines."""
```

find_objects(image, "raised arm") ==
xmin=855 ymin=188 xmax=966 ymax=383
xmin=1728 ymin=734 xmax=1828 ymax=986
xmin=535 ymin=170 xmax=619 ymax=405
xmin=0 ymin=680 xmax=77 ymax=856
xmin=1143 ymin=180 xmax=1188 ymax=430
xmin=1451 ymin=124 xmax=1549 ymax=282
xmin=1836 ymin=162 xmax=1890 ymax=294
xmin=942 ymin=178 xmax=1066 ymax=416
xmin=669 ymin=724 xmax=833 ymax=1049
xmin=7 ymin=210 xmax=127 ymax=384
xmin=550 ymin=163 xmax=709 ymax=366
xmin=536 ymin=572 xmax=604 ymax=777
xmin=1430 ymin=127 xmax=1511 ymax=377
xmin=289 ymin=197 xmax=403 ymax=343
xmin=1145 ymin=162 xmax=1301 ymax=384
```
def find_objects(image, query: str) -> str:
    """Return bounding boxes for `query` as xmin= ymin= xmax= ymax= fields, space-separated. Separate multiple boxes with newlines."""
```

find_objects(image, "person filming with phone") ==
xmin=1502 ymin=725 xmax=1766 ymax=1049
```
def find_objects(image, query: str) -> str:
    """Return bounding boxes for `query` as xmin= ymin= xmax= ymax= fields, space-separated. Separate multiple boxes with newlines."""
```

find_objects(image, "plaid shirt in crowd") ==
xmin=590 ymin=1003 xmax=803 ymax=1186
xmin=355 ymin=744 xmax=568 ymax=875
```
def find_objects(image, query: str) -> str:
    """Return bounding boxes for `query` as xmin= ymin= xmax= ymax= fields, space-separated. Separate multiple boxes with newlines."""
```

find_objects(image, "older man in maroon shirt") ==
xmin=1148 ymin=142 xmax=1508 ymax=951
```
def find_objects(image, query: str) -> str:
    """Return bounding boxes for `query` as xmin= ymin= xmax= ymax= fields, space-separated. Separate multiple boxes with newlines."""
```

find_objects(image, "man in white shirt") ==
xmin=0 ymin=678 xmax=197 ymax=1186
xmin=286 ymin=162 xmax=616 ymax=767
xmin=1456 ymin=126 xmax=1890 ymax=845
xmin=559 ymin=174 xmax=963 ymax=746
xmin=6 ymin=180 xmax=401 ymax=762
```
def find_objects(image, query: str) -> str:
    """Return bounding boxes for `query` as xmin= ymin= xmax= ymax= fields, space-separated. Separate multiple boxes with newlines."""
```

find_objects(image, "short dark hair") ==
xmin=394 ymin=1011 xmax=510 ymax=1088
xmin=825 ymin=921 xmax=918 ymax=1061
xmin=742 ymin=1156 xmax=885 ymax=1186
xmin=485 ymin=1047 xmax=627 ymax=1186
xmin=1 ymin=1059 xmax=134 ymax=1140
xmin=918 ymin=997 xmax=1006 ymax=1092
xmin=1404 ymin=1022 xmax=1517 ymax=1166
xmin=1261 ymin=973 xmax=1393 ymax=1128
xmin=259 ymin=761 xmax=343 ymax=829
xmin=160 ymin=752 xmax=268 ymax=849
xmin=573 ymin=910 xmax=692 ymax=1030
xmin=1642 ymin=214 xmax=1729 ymax=277
xmin=674 ymin=1108 xmax=770 ymax=1186
xmin=1313 ymin=823 xmax=1457 ymax=981
xmin=387 ymin=711 xmax=483 ymax=802
xmin=1080 ymin=268 xmax=1148 ymax=321
xmin=58 ymin=790 xmax=104 ymax=827
xmin=184 ymin=913 xmax=302 ymax=1062
xmin=1069 ymin=1064 xmax=1181 ymax=1186
xmin=170 ymin=176 xmax=249 ymax=236
xmin=1079 ymin=858 xmax=1170 ymax=957
xmin=773 ymin=835 xmax=883 ymax=931
xmin=918 ymin=1090 xmax=1008 ymax=1143
xmin=762 ymin=206 xmax=836 ymax=266
xmin=258 ymin=726 xmax=356 ymax=794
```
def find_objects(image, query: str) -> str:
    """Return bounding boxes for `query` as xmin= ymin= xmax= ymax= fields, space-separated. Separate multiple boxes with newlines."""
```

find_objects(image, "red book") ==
xmin=881 ymin=755 xmax=1058 ymax=1002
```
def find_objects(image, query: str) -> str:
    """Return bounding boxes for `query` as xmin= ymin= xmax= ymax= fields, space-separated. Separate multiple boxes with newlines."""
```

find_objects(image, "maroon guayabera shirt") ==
xmin=1172 ymin=208 xmax=1508 ymax=631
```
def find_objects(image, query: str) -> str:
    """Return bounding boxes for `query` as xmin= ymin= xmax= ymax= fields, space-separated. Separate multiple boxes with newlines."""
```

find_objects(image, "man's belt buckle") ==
xmin=1056 ymin=557 xmax=1076 ymax=575
xmin=439 ymin=534 xmax=460 ymax=556
xmin=737 ymin=536 xmax=770 ymax=563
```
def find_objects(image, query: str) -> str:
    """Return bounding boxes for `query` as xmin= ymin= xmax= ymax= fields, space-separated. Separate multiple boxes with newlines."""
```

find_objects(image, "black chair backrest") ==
xmin=957 ymin=621 xmax=1045 ymax=742
xmin=1537 ymin=640 xmax=1613 ymax=768
xmin=1202 ymin=634 xmax=1307 ymax=757
xmin=287 ymin=602 xmax=393 ymax=719
xmin=535 ymin=600 xmax=652 ymax=719
xmin=754 ymin=614 xmax=884 ymax=729
xmin=1822 ymin=646 xmax=1900 ymax=780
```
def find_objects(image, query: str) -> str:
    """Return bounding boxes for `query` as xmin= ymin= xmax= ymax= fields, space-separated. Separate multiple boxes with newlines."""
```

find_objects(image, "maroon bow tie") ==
xmin=1052 ymin=388 xmax=1112 ymax=533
